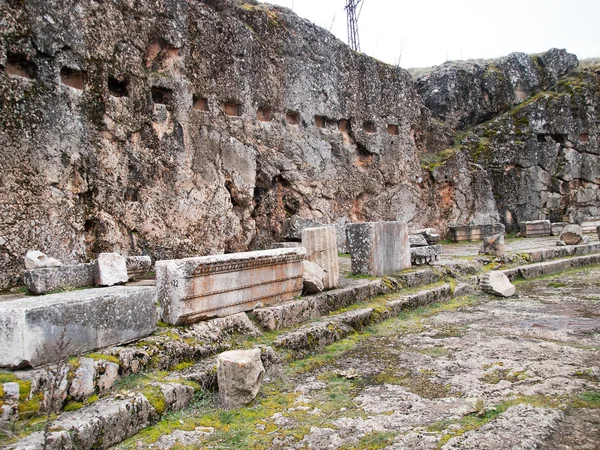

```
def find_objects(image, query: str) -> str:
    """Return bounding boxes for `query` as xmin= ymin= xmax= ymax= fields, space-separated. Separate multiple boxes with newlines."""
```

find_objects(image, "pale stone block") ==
xmin=270 ymin=242 xmax=301 ymax=249
xmin=24 ymin=250 xmax=62 ymax=269
xmin=126 ymin=256 xmax=152 ymax=280
xmin=217 ymin=349 xmax=264 ymax=409
xmin=95 ymin=253 xmax=128 ymax=286
xmin=0 ymin=286 xmax=157 ymax=369
xmin=156 ymin=248 xmax=305 ymax=325
xmin=519 ymin=220 xmax=551 ymax=237
xmin=301 ymin=226 xmax=339 ymax=290
xmin=414 ymin=228 xmax=441 ymax=244
xmin=23 ymin=263 xmax=96 ymax=295
xmin=346 ymin=221 xmax=411 ymax=276
xmin=303 ymin=260 xmax=325 ymax=294
xmin=480 ymin=271 xmax=516 ymax=297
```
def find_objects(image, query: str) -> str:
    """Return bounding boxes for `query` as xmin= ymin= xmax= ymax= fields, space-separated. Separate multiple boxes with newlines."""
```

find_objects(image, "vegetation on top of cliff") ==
xmin=419 ymin=148 xmax=458 ymax=173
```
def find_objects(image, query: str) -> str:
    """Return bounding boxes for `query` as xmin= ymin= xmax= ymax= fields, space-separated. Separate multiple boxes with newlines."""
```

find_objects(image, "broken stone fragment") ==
xmin=409 ymin=234 xmax=429 ymax=247
xmin=217 ymin=349 xmax=264 ymax=409
xmin=414 ymin=228 xmax=441 ymax=245
xmin=69 ymin=357 xmax=96 ymax=401
xmin=95 ymin=253 xmax=128 ymax=286
xmin=24 ymin=250 xmax=62 ymax=269
xmin=559 ymin=224 xmax=585 ymax=245
xmin=302 ymin=260 xmax=325 ymax=294
xmin=480 ymin=271 xmax=516 ymax=297
xmin=481 ymin=233 xmax=505 ymax=257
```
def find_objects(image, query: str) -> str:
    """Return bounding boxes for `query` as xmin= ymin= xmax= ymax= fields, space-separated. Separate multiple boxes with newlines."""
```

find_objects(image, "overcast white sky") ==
xmin=266 ymin=0 xmax=600 ymax=68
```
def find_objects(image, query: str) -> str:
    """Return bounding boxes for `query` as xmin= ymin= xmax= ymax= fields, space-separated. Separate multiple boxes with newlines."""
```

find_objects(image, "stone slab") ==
xmin=519 ymin=220 xmax=551 ymax=237
xmin=579 ymin=216 xmax=600 ymax=233
xmin=448 ymin=224 xmax=505 ymax=242
xmin=301 ymin=226 xmax=339 ymax=290
xmin=270 ymin=242 xmax=301 ymax=249
xmin=23 ymin=263 xmax=96 ymax=295
xmin=409 ymin=234 xmax=429 ymax=247
xmin=0 ymin=286 xmax=157 ymax=369
xmin=156 ymin=248 xmax=305 ymax=325
xmin=346 ymin=221 xmax=411 ymax=276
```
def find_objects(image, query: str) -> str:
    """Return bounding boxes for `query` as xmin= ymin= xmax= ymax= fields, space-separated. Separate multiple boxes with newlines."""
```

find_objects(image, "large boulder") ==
xmin=217 ymin=349 xmax=265 ymax=409
xmin=480 ymin=271 xmax=516 ymax=297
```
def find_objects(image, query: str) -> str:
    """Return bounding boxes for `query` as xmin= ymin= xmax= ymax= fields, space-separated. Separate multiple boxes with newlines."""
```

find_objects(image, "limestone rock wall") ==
xmin=0 ymin=0 xmax=497 ymax=288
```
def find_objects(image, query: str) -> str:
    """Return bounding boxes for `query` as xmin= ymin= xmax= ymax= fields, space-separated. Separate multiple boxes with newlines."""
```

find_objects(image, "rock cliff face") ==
xmin=416 ymin=51 xmax=599 ymax=229
xmin=0 ymin=0 xmax=596 ymax=288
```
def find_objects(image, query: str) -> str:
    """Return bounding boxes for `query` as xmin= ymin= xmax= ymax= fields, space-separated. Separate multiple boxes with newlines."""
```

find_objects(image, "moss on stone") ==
xmin=86 ymin=353 xmax=119 ymax=364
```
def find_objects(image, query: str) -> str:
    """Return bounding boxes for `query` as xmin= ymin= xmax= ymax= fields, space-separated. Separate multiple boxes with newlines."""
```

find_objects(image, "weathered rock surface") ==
xmin=0 ymin=0 xmax=501 ymax=289
xmin=480 ymin=271 xmax=516 ymax=297
xmin=217 ymin=349 xmax=264 ymax=409
xmin=416 ymin=48 xmax=578 ymax=130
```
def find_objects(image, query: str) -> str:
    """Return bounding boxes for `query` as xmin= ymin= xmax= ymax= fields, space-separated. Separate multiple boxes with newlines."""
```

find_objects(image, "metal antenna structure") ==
xmin=345 ymin=0 xmax=365 ymax=52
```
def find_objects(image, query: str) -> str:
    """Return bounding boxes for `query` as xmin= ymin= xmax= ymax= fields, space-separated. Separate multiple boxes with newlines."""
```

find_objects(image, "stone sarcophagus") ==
xmin=519 ymin=220 xmax=551 ymax=238
xmin=156 ymin=248 xmax=306 ymax=325
xmin=346 ymin=221 xmax=411 ymax=276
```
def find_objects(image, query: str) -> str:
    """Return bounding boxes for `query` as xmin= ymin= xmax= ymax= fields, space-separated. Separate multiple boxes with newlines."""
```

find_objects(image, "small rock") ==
xmin=303 ymin=260 xmax=325 ymax=294
xmin=217 ymin=348 xmax=265 ymax=409
xmin=480 ymin=271 xmax=516 ymax=297
xmin=69 ymin=358 xmax=96 ymax=401
xmin=95 ymin=252 xmax=128 ymax=286
xmin=3 ymin=382 xmax=20 ymax=400
xmin=24 ymin=250 xmax=62 ymax=269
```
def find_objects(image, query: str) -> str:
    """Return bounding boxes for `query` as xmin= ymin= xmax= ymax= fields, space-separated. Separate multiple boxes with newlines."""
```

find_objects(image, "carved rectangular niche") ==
xmin=363 ymin=121 xmax=376 ymax=133
xmin=61 ymin=67 xmax=85 ymax=90
xmin=193 ymin=95 xmax=209 ymax=111
xmin=286 ymin=111 xmax=300 ymax=125
xmin=257 ymin=106 xmax=273 ymax=122
xmin=387 ymin=124 xmax=399 ymax=136
xmin=224 ymin=102 xmax=242 ymax=116
xmin=108 ymin=77 xmax=128 ymax=97
xmin=152 ymin=86 xmax=173 ymax=105
xmin=315 ymin=115 xmax=325 ymax=128
xmin=4 ymin=54 xmax=36 ymax=79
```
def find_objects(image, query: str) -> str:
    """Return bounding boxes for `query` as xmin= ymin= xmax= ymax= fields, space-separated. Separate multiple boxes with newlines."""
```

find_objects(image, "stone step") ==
xmin=7 ymin=381 xmax=196 ymax=450
xmin=273 ymin=283 xmax=471 ymax=354
xmin=501 ymin=253 xmax=600 ymax=281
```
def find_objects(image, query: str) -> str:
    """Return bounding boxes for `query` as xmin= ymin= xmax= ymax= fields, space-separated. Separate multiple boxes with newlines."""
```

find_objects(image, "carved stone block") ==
xmin=156 ymin=248 xmax=305 ymax=325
